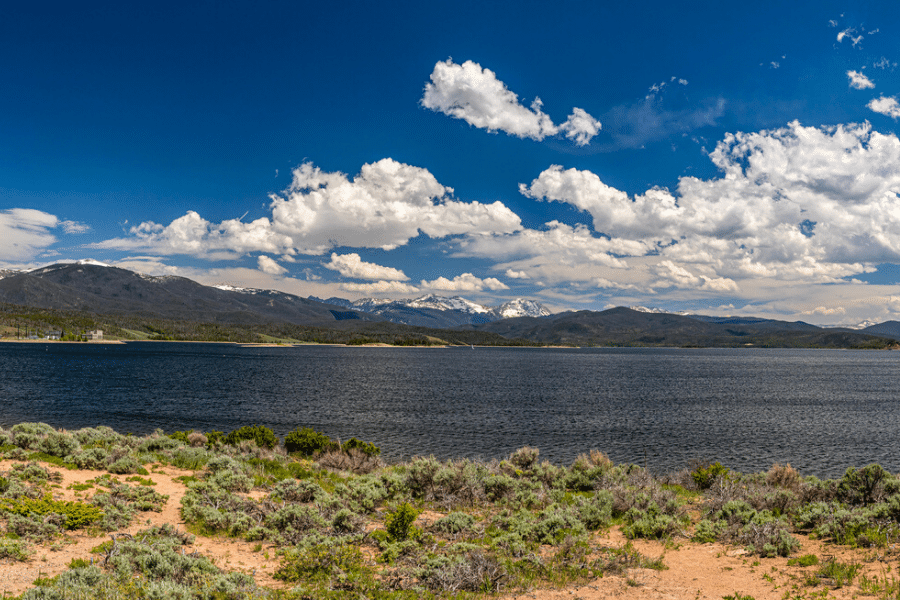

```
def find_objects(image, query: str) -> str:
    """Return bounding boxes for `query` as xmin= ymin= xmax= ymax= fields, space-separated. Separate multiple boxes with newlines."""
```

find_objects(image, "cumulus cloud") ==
xmin=0 ymin=208 xmax=63 ymax=262
xmin=558 ymin=108 xmax=602 ymax=146
xmin=421 ymin=272 xmax=508 ymax=292
xmin=324 ymin=253 xmax=408 ymax=281
xmin=421 ymin=59 xmax=601 ymax=145
xmin=508 ymin=121 xmax=900 ymax=291
xmin=868 ymin=96 xmax=900 ymax=119
xmin=847 ymin=70 xmax=875 ymax=89
xmin=96 ymin=158 xmax=522 ymax=258
xmin=341 ymin=281 xmax=420 ymax=294
xmin=257 ymin=255 xmax=287 ymax=276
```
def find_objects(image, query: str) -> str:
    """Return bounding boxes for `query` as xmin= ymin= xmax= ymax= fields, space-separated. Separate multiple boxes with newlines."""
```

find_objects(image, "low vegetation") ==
xmin=1 ymin=423 xmax=900 ymax=598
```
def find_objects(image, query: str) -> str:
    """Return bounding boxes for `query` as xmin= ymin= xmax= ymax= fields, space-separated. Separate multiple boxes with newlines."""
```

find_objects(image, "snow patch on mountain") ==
xmin=496 ymin=298 xmax=551 ymax=318
xmin=629 ymin=305 xmax=693 ymax=316
xmin=75 ymin=259 xmax=111 ymax=267
xmin=312 ymin=294 xmax=551 ymax=321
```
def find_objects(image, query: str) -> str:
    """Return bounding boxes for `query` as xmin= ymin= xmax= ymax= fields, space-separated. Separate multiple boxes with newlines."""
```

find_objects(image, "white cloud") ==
xmin=868 ymin=96 xmax=900 ymax=119
xmin=874 ymin=57 xmax=897 ymax=70
xmin=558 ymin=107 xmax=602 ymax=146
xmin=802 ymin=306 xmax=846 ymax=316
xmin=61 ymin=220 xmax=91 ymax=234
xmin=837 ymin=27 xmax=863 ymax=46
xmin=505 ymin=269 xmax=528 ymax=279
xmin=0 ymin=208 xmax=61 ymax=262
xmin=421 ymin=272 xmax=508 ymax=292
xmin=324 ymin=253 xmax=408 ymax=281
xmin=96 ymin=158 xmax=522 ymax=258
xmin=512 ymin=120 xmax=900 ymax=289
xmin=341 ymin=281 xmax=420 ymax=294
xmin=847 ymin=70 xmax=875 ymax=89
xmin=421 ymin=59 xmax=600 ymax=145
xmin=257 ymin=255 xmax=287 ymax=276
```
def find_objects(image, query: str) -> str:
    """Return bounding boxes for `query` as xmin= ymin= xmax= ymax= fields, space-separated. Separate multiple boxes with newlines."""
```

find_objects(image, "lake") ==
xmin=0 ymin=341 xmax=896 ymax=478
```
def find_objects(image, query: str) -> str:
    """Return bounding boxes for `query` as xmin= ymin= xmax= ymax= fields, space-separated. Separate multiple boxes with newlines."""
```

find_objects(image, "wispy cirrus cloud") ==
xmin=0 ymin=209 xmax=90 ymax=264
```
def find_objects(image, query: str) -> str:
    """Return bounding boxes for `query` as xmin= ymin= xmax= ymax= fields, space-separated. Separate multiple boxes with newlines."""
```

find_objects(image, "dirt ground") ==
xmin=0 ymin=459 xmax=895 ymax=599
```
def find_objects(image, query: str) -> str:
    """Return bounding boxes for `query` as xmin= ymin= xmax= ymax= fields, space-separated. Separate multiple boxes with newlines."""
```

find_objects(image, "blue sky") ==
xmin=4 ymin=0 xmax=900 ymax=324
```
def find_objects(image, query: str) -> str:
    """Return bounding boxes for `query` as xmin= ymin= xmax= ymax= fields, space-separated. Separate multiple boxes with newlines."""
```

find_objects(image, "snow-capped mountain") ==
xmin=496 ymin=298 xmax=551 ymax=318
xmin=309 ymin=294 xmax=551 ymax=327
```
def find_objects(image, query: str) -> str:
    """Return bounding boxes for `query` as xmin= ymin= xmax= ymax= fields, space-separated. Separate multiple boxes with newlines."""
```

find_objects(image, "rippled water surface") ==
xmin=0 ymin=342 xmax=897 ymax=477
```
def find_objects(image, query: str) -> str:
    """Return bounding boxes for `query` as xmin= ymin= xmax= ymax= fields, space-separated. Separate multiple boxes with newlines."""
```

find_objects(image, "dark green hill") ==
xmin=470 ymin=307 xmax=894 ymax=348
xmin=0 ymin=263 xmax=372 ymax=326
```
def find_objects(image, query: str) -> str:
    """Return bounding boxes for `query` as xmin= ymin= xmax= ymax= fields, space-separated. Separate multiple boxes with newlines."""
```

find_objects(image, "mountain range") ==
xmin=0 ymin=260 xmax=897 ymax=348
xmin=0 ymin=261 xmax=372 ymax=326
xmin=309 ymin=294 xmax=550 ymax=328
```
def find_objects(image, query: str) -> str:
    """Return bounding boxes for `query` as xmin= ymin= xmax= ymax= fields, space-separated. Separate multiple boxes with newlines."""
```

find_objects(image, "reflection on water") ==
xmin=0 ymin=342 xmax=897 ymax=478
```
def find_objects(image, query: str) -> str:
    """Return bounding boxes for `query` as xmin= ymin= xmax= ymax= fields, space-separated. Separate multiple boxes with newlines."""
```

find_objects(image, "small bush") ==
xmin=317 ymin=448 xmax=382 ymax=474
xmin=767 ymin=463 xmax=800 ymax=491
xmin=0 ymin=495 xmax=102 ymax=529
xmin=692 ymin=461 xmax=729 ymax=490
xmin=0 ymin=538 xmax=30 ymax=561
xmin=817 ymin=558 xmax=861 ymax=587
xmin=788 ymin=554 xmax=819 ymax=567
xmin=433 ymin=511 xmax=477 ymax=535
xmin=274 ymin=541 xmax=372 ymax=590
xmin=838 ymin=464 xmax=889 ymax=506
xmin=284 ymin=427 xmax=338 ymax=456
xmin=509 ymin=446 xmax=540 ymax=470
xmin=385 ymin=502 xmax=419 ymax=541
xmin=225 ymin=424 xmax=278 ymax=450
xmin=40 ymin=432 xmax=79 ymax=458
xmin=341 ymin=437 xmax=380 ymax=456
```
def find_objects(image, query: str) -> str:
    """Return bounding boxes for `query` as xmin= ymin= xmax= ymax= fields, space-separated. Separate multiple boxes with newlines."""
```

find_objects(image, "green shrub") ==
xmin=509 ymin=446 xmax=540 ymax=470
xmin=622 ymin=506 xmax=680 ymax=540
xmin=138 ymin=435 xmax=184 ymax=452
xmin=692 ymin=518 xmax=726 ymax=543
xmin=205 ymin=430 xmax=226 ymax=446
xmin=838 ymin=464 xmax=888 ymax=506
xmin=341 ymin=437 xmax=380 ymax=456
xmin=817 ymin=558 xmax=861 ymax=587
xmin=433 ymin=511 xmax=477 ymax=535
xmin=0 ymin=495 xmax=102 ymax=529
xmin=71 ymin=447 xmax=110 ymax=470
xmin=167 ymin=430 xmax=192 ymax=445
xmin=284 ymin=427 xmax=338 ymax=456
xmin=224 ymin=424 xmax=278 ymax=450
xmin=107 ymin=456 xmax=144 ymax=474
xmin=274 ymin=540 xmax=372 ymax=590
xmin=692 ymin=461 xmax=729 ymax=490
xmin=788 ymin=554 xmax=819 ymax=567
xmin=0 ymin=538 xmax=30 ymax=561
xmin=40 ymin=432 xmax=79 ymax=457
xmin=385 ymin=502 xmax=419 ymax=541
